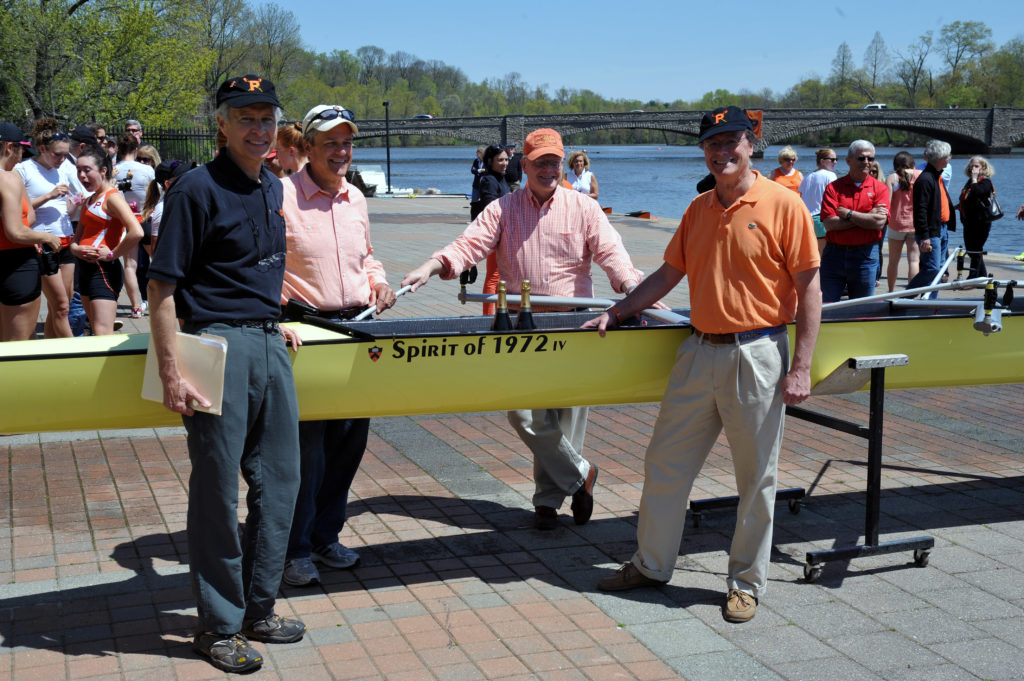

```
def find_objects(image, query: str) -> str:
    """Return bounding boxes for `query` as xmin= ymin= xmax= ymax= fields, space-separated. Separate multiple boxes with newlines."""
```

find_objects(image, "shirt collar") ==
xmin=294 ymin=165 xmax=350 ymax=201
xmin=209 ymin=148 xmax=273 ymax=190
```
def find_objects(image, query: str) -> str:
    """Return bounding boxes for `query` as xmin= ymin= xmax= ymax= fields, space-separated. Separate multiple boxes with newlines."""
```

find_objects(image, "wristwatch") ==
xmin=844 ymin=209 xmax=854 ymax=220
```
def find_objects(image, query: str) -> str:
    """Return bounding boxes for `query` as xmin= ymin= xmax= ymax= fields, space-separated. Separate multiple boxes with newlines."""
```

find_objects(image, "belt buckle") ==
xmin=262 ymin=319 xmax=278 ymax=333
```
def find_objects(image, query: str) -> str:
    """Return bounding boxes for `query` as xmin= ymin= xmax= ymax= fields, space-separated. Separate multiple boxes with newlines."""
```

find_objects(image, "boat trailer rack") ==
xmin=688 ymin=354 xmax=934 ymax=583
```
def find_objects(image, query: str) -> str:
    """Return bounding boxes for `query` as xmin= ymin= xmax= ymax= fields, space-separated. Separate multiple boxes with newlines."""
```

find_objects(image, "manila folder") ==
xmin=141 ymin=332 xmax=227 ymax=415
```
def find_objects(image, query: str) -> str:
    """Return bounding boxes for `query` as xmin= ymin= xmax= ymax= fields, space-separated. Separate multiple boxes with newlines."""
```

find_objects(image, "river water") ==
xmin=354 ymin=144 xmax=1024 ymax=257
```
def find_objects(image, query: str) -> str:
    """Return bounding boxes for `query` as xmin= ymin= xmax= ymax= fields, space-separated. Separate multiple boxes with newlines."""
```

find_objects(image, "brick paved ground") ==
xmin=3 ymin=196 xmax=1023 ymax=680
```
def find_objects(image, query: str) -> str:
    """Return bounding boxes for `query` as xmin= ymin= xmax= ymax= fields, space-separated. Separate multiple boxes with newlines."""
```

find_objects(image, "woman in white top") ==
xmin=566 ymin=151 xmax=599 ymax=201
xmin=16 ymin=118 xmax=80 ymax=337
xmin=113 ymin=133 xmax=154 ymax=318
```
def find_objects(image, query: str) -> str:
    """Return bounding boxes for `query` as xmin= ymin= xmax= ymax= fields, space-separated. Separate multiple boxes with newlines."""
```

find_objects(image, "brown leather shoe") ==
xmin=534 ymin=506 xmax=558 ymax=530
xmin=570 ymin=464 xmax=598 ymax=525
xmin=597 ymin=562 xmax=667 ymax=592
xmin=723 ymin=589 xmax=757 ymax=623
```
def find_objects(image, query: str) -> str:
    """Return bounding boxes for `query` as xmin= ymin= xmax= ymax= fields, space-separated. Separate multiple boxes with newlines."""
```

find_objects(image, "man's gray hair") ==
xmin=125 ymin=119 xmax=142 ymax=129
xmin=923 ymin=139 xmax=952 ymax=163
xmin=847 ymin=139 xmax=875 ymax=158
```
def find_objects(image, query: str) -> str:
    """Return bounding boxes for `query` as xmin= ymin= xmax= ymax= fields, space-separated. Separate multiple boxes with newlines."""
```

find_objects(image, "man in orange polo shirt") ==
xmin=819 ymin=140 xmax=890 ymax=302
xmin=585 ymin=106 xmax=820 ymax=623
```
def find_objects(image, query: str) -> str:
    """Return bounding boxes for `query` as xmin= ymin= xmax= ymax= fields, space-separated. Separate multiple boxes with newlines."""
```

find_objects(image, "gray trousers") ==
xmin=508 ymin=407 xmax=591 ymax=509
xmin=632 ymin=332 xmax=788 ymax=598
xmin=182 ymin=323 xmax=300 ymax=634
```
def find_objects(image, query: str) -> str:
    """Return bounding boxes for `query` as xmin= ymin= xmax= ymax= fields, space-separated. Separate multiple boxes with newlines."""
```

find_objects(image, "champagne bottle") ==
xmin=515 ymin=280 xmax=536 ymax=330
xmin=492 ymin=280 xmax=513 ymax=331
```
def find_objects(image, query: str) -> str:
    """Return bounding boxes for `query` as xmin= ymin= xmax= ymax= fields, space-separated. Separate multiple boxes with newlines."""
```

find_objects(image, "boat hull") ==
xmin=1 ymin=305 xmax=1021 ymax=435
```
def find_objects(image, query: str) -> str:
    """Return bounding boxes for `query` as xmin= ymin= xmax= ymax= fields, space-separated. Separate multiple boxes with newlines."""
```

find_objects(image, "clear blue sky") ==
xmin=286 ymin=0 xmax=1021 ymax=103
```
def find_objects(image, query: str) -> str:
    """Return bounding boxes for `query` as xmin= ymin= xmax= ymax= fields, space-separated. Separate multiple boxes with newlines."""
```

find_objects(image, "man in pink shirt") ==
xmin=402 ymin=128 xmax=644 ymax=530
xmin=279 ymin=104 xmax=396 ymax=586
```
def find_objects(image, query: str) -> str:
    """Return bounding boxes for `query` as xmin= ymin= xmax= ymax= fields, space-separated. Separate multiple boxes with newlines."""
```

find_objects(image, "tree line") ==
xmin=2 ymin=4 xmax=1021 ymax=147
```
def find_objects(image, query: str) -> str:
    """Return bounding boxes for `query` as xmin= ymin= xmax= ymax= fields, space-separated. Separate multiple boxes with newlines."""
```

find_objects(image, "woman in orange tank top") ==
xmin=1 ymin=123 xmax=62 ymax=340
xmin=70 ymin=146 xmax=143 ymax=335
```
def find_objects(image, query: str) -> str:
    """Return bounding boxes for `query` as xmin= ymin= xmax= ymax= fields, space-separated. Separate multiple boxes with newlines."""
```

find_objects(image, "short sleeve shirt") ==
xmin=148 ymin=150 xmax=287 ymax=323
xmin=819 ymin=174 xmax=890 ymax=246
xmin=664 ymin=171 xmax=819 ymax=334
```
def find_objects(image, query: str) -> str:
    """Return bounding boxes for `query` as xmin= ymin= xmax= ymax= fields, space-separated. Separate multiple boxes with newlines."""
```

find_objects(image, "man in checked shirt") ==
xmin=402 ymin=128 xmax=645 ymax=531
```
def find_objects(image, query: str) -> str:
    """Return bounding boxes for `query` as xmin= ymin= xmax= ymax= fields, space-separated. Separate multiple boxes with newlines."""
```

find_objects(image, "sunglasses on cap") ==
xmin=304 ymin=107 xmax=355 ymax=133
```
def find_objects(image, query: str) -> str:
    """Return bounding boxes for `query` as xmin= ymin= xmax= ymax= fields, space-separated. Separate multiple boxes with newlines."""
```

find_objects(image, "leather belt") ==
xmin=694 ymin=324 xmax=786 ymax=345
xmin=281 ymin=303 xmax=367 ymax=321
xmin=224 ymin=319 xmax=280 ymax=333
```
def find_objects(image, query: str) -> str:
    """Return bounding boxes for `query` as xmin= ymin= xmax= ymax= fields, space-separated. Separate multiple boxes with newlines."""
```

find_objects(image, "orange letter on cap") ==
xmin=713 ymin=112 xmax=726 ymax=124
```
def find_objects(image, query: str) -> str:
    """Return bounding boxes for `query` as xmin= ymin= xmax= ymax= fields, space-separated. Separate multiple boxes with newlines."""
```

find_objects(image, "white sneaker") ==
xmin=312 ymin=542 xmax=360 ymax=569
xmin=282 ymin=557 xmax=320 ymax=586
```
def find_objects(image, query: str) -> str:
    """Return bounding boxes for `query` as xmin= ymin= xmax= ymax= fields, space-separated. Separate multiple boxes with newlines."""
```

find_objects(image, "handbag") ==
xmin=983 ymin=191 xmax=1004 ymax=221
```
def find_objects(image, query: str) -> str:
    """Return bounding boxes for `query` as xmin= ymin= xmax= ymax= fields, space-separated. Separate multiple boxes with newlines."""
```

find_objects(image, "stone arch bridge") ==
xmin=357 ymin=108 xmax=1024 ymax=155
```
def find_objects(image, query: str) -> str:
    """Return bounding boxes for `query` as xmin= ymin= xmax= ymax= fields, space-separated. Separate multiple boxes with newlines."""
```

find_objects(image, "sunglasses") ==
xmin=52 ymin=133 xmax=69 ymax=141
xmin=304 ymin=107 xmax=355 ymax=133
xmin=854 ymin=155 xmax=875 ymax=162
xmin=138 ymin=156 xmax=153 ymax=165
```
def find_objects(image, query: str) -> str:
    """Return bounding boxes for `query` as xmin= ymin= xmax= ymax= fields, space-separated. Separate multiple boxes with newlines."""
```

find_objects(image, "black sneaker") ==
xmin=193 ymin=632 xmax=262 ymax=673
xmin=242 ymin=613 xmax=306 ymax=643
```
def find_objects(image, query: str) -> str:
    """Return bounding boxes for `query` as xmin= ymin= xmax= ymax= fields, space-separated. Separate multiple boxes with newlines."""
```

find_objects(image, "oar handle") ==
xmin=352 ymin=284 xmax=414 ymax=321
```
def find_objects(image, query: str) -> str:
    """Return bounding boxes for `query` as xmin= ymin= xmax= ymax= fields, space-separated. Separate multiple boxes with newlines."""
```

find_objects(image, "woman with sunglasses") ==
xmin=15 ymin=118 xmax=80 ymax=337
xmin=472 ymin=144 xmax=511 ymax=315
xmin=771 ymin=146 xmax=803 ymax=194
xmin=136 ymin=144 xmax=161 ymax=169
xmin=1 ymin=122 xmax=62 ymax=340
xmin=112 ymin=133 xmax=154 ymax=318
xmin=797 ymin=148 xmax=839 ymax=256
xmin=71 ymin=145 xmax=143 ymax=334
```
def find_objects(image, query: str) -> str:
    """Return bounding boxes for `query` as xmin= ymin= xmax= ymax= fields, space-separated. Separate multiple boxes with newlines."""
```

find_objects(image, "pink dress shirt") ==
xmin=432 ymin=187 xmax=642 ymax=304
xmin=281 ymin=168 xmax=387 ymax=310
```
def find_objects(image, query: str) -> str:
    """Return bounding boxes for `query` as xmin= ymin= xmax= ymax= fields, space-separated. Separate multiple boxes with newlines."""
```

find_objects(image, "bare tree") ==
xmin=245 ymin=3 xmax=304 ymax=86
xmin=863 ymin=31 xmax=890 ymax=89
xmin=195 ymin=0 xmax=249 ymax=97
xmin=894 ymin=32 xmax=933 ymax=107
xmin=829 ymin=42 xmax=859 ymax=105
xmin=355 ymin=45 xmax=386 ymax=85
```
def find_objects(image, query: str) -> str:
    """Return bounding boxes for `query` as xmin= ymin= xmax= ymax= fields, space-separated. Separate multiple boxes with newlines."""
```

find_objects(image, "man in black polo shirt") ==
xmin=148 ymin=74 xmax=305 ymax=673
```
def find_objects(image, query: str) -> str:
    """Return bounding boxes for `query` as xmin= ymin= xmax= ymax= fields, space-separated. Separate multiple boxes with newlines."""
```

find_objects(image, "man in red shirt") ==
xmin=818 ymin=140 xmax=890 ymax=302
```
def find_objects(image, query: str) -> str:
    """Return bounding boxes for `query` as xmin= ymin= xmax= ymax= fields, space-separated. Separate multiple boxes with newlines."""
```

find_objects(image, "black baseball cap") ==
xmin=697 ymin=106 xmax=754 ymax=143
xmin=0 ymin=121 xmax=24 ymax=142
xmin=69 ymin=125 xmax=97 ymax=144
xmin=155 ymin=159 xmax=196 ymax=183
xmin=216 ymin=74 xmax=281 ymax=108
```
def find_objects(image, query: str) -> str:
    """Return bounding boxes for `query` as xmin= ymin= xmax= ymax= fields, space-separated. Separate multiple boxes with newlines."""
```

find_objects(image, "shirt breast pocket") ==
xmin=549 ymin=226 xmax=585 ymax=262
xmin=288 ymin=222 xmax=330 ymax=260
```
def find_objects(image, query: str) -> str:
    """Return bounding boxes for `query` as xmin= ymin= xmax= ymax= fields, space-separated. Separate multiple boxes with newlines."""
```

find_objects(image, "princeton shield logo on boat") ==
xmin=368 ymin=346 xmax=382 ymax=362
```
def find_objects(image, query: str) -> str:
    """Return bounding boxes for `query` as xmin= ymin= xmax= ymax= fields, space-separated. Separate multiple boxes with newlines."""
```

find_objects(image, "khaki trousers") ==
xmin=508 ymin=407 xmax=590 ymax=508
xmin=632 ymin=331 xmax=788 ymax=597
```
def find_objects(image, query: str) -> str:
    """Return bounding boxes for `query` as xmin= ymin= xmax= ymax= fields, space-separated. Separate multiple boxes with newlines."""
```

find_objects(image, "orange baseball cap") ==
xmin=523 ymin=128 xmax=564 ymax=160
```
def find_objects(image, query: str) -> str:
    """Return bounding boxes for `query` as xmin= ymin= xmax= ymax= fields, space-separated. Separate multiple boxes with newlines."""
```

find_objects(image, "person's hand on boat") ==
xmin=370 ymin=282 xmax=397 ymax=313
xmin=280 ymin=324 xmax=302 ymax=352
xmin=581 ymin=310 xmax=616 ymax=338
xmin=401 ymin=258 xmax=444 ymax=292
xmin=781 ymin=367 xmax=811 ymax=405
